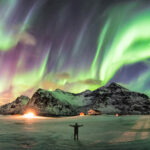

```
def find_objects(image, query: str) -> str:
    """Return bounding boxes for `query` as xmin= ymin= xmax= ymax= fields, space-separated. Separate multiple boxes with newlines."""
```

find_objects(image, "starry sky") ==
xmin=0 ymin=0 xmax=150 ymax=104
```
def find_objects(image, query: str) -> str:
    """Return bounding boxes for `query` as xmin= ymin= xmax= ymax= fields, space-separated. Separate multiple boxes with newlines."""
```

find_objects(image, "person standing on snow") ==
xmin=69 ymin=123 xmax=83 ymax=140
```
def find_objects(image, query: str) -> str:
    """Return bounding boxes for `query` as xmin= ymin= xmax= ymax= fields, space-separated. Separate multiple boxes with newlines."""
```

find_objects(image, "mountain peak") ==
xmin=108 ymin=82 xmax=125 ymax=88
xmin=106 ymin=82 xmax=129 ymax=92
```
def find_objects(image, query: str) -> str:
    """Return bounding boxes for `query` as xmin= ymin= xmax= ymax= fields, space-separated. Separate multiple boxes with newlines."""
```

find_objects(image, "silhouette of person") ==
xmin=69 ymin=123 xmax=83 ymax=140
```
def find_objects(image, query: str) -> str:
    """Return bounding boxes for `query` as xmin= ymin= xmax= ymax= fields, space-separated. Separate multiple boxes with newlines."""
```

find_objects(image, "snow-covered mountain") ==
xmin=0 ymin=96 xmax=29 ymax=115
xmin=1 ymin=82 xmax=150 ymax=116
xmin=26 ymin=88 xmax=77 ymax=116
xmin=85 ymin=82 xmax=150 ymax=115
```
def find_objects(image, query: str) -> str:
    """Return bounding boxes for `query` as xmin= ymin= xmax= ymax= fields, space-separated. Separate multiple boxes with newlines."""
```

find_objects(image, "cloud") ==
xmin=17 ymin=32 xmax=36 ymax=46
xmin=80 ymin=79 xmax=101 ymax=85
xmin=62 ymin=79 xmax=101 ymax=93
xmin=41 ymin=80 xmax=64 ymax=90
xmin=55 ymin=72 xmax=70 ymax=79
xmin=0 ymin=91 xmax=14 ymax=105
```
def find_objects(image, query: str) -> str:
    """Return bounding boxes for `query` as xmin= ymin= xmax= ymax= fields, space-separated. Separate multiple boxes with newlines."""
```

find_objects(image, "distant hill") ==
xmin=1 ymin=82 xmax=150 ymax=116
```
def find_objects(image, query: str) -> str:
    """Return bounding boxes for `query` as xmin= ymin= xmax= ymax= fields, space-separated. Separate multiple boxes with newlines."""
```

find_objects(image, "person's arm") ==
xmin=78 ymin=125 xmax=83 ymax=127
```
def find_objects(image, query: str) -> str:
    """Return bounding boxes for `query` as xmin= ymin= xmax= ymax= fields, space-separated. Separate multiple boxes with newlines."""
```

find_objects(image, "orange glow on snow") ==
xmin=80 ymin=112 xmax=85 ymax=116
xmin=23 ymin=112 xmax=36 ymax=119
xmin=115 ymin=113 xmax=119 ymax=117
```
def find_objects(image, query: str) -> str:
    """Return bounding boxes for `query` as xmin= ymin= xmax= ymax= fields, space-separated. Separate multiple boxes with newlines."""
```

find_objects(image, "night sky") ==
xmin=0 ymin=0 xmax=150 ymax=104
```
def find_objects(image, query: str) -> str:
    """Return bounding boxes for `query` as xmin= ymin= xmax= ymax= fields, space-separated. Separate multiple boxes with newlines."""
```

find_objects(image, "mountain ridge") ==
xmin=0 ymin=82 xmax=150 ymax=116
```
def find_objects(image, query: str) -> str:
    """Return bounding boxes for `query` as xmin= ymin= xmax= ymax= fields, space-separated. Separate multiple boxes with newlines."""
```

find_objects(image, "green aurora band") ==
xmin=0 ymin=0 xmax=31 ymax=51
xmin=92 ymin=2 xmax=150 ymax=87
xmin=42 ymin=2 xmax=150 ymax=94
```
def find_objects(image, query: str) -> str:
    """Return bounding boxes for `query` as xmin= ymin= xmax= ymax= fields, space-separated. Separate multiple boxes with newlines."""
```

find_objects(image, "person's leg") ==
xmin=77 ymin=133 xmax=78 ymax=140
xmin=75 ymin=133 xmax=78 ymax=140
xmin=74 ymin=133 xmax=76 ymax=140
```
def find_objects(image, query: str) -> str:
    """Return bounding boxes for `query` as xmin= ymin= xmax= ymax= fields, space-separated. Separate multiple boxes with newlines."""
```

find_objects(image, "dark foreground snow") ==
xmin=0 ymin=115 xmax=150 ymax=150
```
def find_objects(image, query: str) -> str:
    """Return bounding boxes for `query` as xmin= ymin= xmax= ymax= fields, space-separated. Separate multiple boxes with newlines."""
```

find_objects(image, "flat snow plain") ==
xmin=0 ymin=115 xmax=150 ymax=150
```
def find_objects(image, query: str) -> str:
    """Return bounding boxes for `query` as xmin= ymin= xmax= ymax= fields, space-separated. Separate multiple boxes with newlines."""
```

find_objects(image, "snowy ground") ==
xmin=0 ymin=115 xmax=150 ymax=150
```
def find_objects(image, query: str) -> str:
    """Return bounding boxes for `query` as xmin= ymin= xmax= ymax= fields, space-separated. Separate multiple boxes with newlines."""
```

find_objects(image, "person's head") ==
xmin=75 ymin=123 xmax=78 ymax=125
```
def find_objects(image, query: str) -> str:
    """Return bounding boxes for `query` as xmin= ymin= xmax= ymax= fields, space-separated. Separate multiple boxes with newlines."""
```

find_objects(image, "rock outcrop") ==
xmin=26 ymin=89 xmax=77 ymax=116
xmin=0 ymin=96 xmax=29 ymax=115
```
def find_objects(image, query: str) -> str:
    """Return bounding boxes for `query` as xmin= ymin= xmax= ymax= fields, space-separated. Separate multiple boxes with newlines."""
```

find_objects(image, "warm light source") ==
xmin=80 ymin=112 xmax=85 ymax=116
xmin=115 ymin=113 xmax=119 ymax=117
xmin=23 ymin=112 xmax=36 ymax=119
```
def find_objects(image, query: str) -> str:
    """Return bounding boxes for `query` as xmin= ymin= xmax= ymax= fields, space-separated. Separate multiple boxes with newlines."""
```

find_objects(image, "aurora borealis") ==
xmin=1 ymin=0 xmax=150 ymax=104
